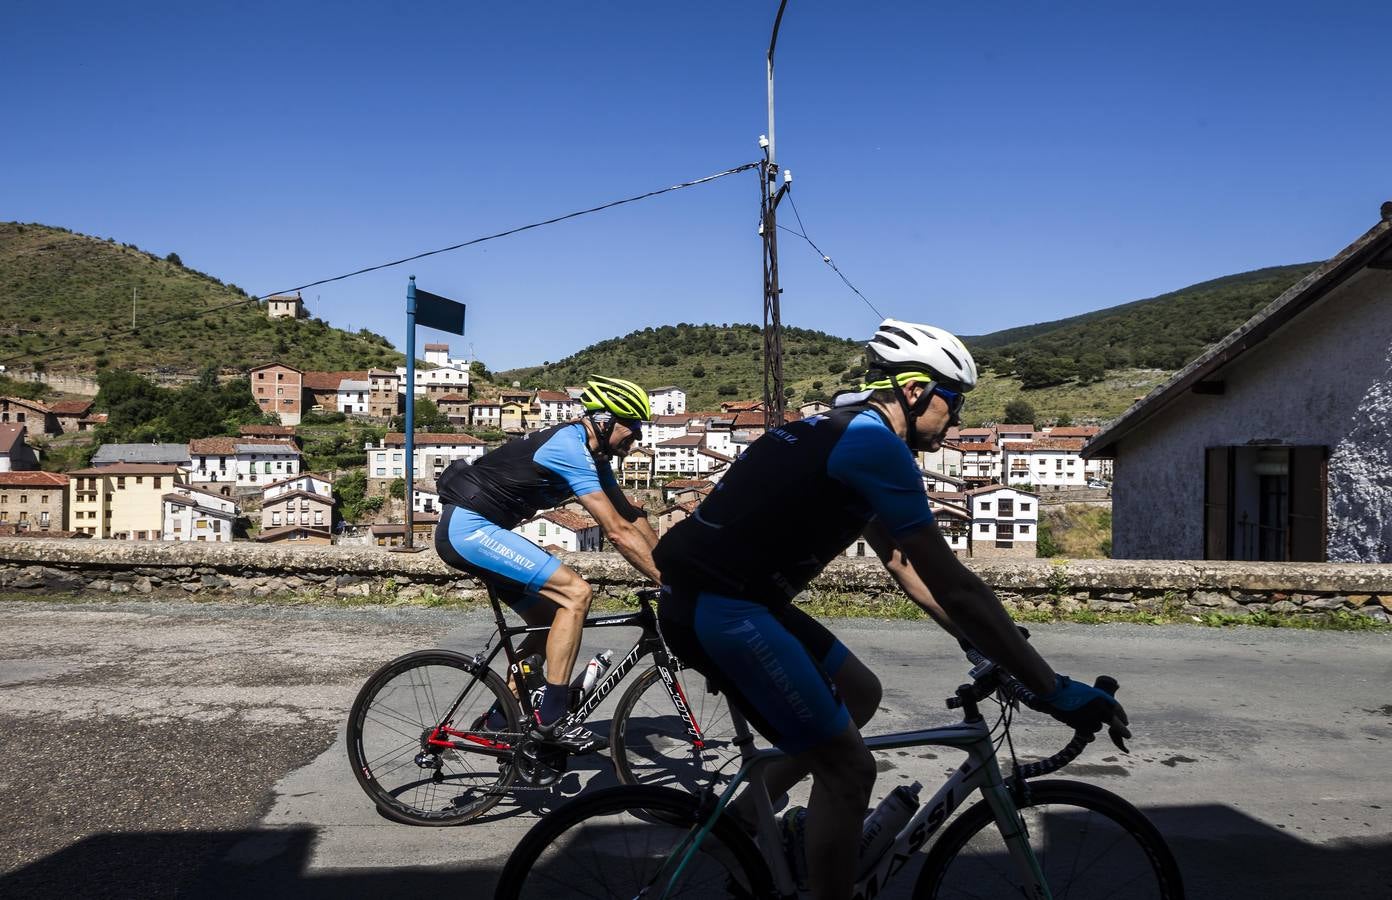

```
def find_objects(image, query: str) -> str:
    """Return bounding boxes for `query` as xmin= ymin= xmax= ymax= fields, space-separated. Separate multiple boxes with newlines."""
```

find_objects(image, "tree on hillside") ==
xmin=165 ymin=252 xmax=182 ymax=266
xmin=391 ymin=397 xmax=449 ymax=432
xmin=470 ymin=360 xmax=492 ymax=381
xmin=1003 ymin=399 xmax=1036 ymax=425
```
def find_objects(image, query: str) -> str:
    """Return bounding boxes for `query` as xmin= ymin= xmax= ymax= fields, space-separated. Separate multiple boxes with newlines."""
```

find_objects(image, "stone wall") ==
xmin=2 ymin=539 xmax=1389 ymax=622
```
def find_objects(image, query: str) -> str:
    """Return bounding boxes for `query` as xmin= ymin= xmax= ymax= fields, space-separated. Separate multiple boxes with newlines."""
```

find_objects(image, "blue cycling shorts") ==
xmin=657 ymin=585 xmax=851 ymax=755
xmin=435 ymin=505 xmax=561 ymax=613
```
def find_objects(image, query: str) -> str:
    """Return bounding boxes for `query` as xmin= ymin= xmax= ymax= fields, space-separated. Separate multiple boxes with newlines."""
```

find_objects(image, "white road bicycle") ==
xmin=496 ymin=647 xmax=1185 ymax=899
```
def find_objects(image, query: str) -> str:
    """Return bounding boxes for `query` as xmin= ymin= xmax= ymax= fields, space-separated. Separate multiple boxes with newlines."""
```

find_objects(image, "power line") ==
xmin=779 ymin=188 xmax=885 ymax=321
xmin=3 ymin=161 xmax=761 ymax=369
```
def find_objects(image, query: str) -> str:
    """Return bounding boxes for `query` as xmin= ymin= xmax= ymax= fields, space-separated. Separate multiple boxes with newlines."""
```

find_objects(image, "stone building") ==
xmin=266 ymin=292 xmax=306 ymax=319
xmin=0 ymin=470 xmax=67 ymax=532
xmin=0 ymin=425 xmax=39 ymax=472
xmin=249 ymin=363 xmax=306 ymax=425
xmin=1085 ymin=204 xmax=1392 ymax=562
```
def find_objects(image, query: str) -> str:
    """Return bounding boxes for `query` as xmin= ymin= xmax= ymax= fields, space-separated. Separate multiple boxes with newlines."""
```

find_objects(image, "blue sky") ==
xmin=4 ymin=1 xmax=1389 ymax=369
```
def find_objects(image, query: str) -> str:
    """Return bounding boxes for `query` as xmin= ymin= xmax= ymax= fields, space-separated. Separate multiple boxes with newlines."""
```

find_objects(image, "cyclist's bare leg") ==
xmin=532 ymin=563 xmax=593 ymax=690
xmin=728 ymin=652 xmax=882 ymax=826
xmin=502 ymin=601 xmax=558 ymax=696
xmin=800 ymin=721 xmax=878 ymax=900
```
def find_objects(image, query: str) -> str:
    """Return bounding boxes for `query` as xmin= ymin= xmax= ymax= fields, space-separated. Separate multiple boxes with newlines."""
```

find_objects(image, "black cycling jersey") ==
xmin=653 ymin=404 xmax=934 ymax=605
xmin=436 ymin=422 xmax=616 ymax=530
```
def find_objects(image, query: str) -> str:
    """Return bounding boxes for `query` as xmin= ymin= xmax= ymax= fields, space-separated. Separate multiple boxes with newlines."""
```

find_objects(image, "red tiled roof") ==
xmin=47 ymin=400 xmax=93 ymax=416
xmin=996 ymin=424 xmax=1035 ymax=432
xmin=188 ymin=437 xmax=299 ymax=455
xmin=303 ymin=370 xmax=370 ymax=391
xmin=1045 ymin=426 xmax=1101 ymax=438
xmin=256 ymin=525 xmax=333 ymax=541
xmin=657 ymin=434 xmax=705 ymax=448
xmin=435 ymin=394 xmax=470 ymax=403
xmin=966 ymin=484 xmax=1039 ymax=496
xmin=263 ymin=489 xmax=335 ymax=506
xmin=67 ymin=464 xmax=183 ymax=476
xmin=660 ymin=498 xmax=703 ymax=516
xmin=0 ymin=471 xmax=68 ymax=487
xmin=1 ymin=396 xmax=50 ymax=414
xmin=534 ymin=509 xmax=598 ymax=532
xmin=732 ymin=412 xmax=768 ymax=428
xmin=250 ymin=362 xmax=304 ymax=375
xmin=261 ymin=472 xmax=331 ymax=491
xmin=535 ymin=390 xmax=571 ymax=403
xmin=957 ymin=441 xmax=998 ymax=453
xmin=79 ymin=413 xmax=108 ymax=424
xmin=1009 ymin=438 xmax=1086 ymax=452
xmin=664 ymin=479 xmax=713 ymax=491
xmin=698 ymin=448 xmax=733 ymax=462
xmin=384 ymin=432 xmax=485 ymax=446
xmin=0 ymin=424 xmax=23 ymax=454
xmin=423 ymin=343 xmax=450 ymax=351
xmin=957 ymin=428 xmax=994 ymax=439
xmin=653 ymin=414 xmax=690 ymax=427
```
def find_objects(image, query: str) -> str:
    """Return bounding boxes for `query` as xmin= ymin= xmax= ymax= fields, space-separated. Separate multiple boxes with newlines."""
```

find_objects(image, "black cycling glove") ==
xmin=1032 ymin=674 xmax=1131 ymax=740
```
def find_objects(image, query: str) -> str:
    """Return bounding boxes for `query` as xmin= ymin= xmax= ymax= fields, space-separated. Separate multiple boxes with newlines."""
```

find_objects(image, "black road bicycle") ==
xmin=497 ymin=647 xmax=1184 ymax=899
xmin=347 ymin=588 xmax=738 ymax=825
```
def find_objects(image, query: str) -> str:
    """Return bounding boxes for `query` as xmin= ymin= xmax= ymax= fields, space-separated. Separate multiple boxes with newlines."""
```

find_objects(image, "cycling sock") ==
xmin=537 ymin=681 xmax=569 ymax=726
xmin=483 ymin=702 xmax=507 ymax=730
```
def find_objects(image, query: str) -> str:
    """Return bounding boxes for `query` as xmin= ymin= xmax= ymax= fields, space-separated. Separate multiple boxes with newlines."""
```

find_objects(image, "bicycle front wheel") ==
xmin=496 ymin=785 xmax=773 ymax=900
xmin=915 ymin=779 xmax=1184 ymax=899
xmin=611 ymin=663 xmax=741 ymax=791
xmin=346 ymin=649 xmax=520 ymax=826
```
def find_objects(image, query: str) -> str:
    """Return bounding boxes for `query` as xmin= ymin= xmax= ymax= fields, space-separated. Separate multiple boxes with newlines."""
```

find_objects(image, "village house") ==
xmin=413 ymin=481 xmax=441 ymax=516
xmin=370 ymin=518 xmax=438 ymax=548
xmin=90 ymin=443 xmax=192 ymax=468
xmin=958 ymin=440 xmax=1002 ymax=486
xmin=0 ymin=425 xmax=39 ymax=472
xmin=799 ymin=400 xmax=832 ymax=417
xmin=655 ymin=498 xmax=701 ymax=537
xmin=260 ymin=482 xmax=334 ymax=535
xmin=265 ymin=292 xmax=306 ymax=319
xmin=47 ymin=400 xmax=93 ymax=433
xmin=469 ymin=402 xmax=502 ymax=431
xmin=186 ymin=437 xmax=301 ymax=494
xmin=404 ymin=365 xmax=471 ymax=399
xmin=995 ymin=424 xmax=1036 ymax=445
xmin=368 ymin=369 xmax=401 ymax=419
xmin=263 ymin=473 xmax=333 ymax=501
xmin=0 ymin=397 xmax=59 ymax=436
xmin=966 ymin=485 xmax=1039 ymax=558
xmin=239 ymin=423 xmax=298 ymax=441
xmin=161 ymin=484 xmax=238 ymax=543
xmin=647 ymin=386 xmax=687 ymax=416
xmin=499 ymin=400 xmax=530 ymax=434
xmin=919 ymin=437 xmax=965 ymax=482
xmin=1003 ymin=438 xmax=1087 ymax=491
xmin=535 ymin=390 xmax=582 ymax=425
xmin=654 ymin=434 xmax=716 ymax=476
xmin=248 ymin=364 xmax=305 ymax=425
xmin=513 ymin=509 xmax=603 ymax=552
xmin=336 ymin=378 xmax=371 ymax=416
xmin=75 ymin=412 xmax=107 ymax=432
xmin=619 ymin=447 xmax=653 ymax=487
xmin=0 ymin=470 xmax=67 ymax=532
xmin=639 ymin=414 xmax=694 ymax=451
xmin=302 ymin=371 xmax=368 ymax=413
xmin=661 ymin=479 xmax=714 ymax=505
xmin=1084 ymin=204 xmax=1392 ymax=563
xmin=66 ymin=463 xmax=186 ymax=539
xmin=435 ymin=394 xmax=471 ymax=425
xmin=366 ymin=432 xmax=487 ymax=493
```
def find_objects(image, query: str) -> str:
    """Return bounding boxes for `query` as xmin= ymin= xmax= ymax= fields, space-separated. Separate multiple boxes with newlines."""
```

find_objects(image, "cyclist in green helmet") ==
xmin=436 ymin=375 xmax=661 ymax=753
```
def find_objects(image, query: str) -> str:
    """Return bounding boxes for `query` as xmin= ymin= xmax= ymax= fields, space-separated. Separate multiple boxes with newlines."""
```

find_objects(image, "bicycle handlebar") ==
xmin=957 ymin=646 xmax=1128 ymax=779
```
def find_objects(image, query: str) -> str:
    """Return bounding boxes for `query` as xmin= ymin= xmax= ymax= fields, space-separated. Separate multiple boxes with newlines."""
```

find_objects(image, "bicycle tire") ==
xmin=914 ymin=779 xmax=1185 ymax=899
xmin=495 ymin=784 xmax=774 ymax=900
xmin=610 ymin=663 xmax=741 ymax=792
xmin=346 ymin=649 xmax=521 ymax=826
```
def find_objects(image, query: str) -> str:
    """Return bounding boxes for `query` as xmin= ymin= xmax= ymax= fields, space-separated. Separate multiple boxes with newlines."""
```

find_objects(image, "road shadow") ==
xmin=3 ymin=801 xmax=1387 ymax=898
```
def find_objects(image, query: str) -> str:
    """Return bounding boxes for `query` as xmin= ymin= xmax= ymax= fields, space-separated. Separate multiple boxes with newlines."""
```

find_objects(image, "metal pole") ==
xmin=761 ymin=0 xmax=790 ymax=428
xmin=403 ymin=277 xmax=417 ymax=550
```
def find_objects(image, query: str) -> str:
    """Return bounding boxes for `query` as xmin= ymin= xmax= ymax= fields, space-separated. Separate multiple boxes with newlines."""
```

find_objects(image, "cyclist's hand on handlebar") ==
xmin=1033 ymin=675 xmax=1131 ymax=749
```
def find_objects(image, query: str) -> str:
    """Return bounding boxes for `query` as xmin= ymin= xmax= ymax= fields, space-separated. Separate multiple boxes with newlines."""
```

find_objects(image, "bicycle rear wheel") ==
xmin=611 ymin=663 xmax=740 ymax=791
xmin=347 ymin=649 xmax=520 ymax=825
xmin=914 ymin=779 xmax=1184 ymax=899
xmin=496 ymin=785 xmax=772 ymax=900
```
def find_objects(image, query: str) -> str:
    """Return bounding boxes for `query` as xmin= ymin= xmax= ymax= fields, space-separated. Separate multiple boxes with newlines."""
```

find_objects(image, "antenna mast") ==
xmin=760 ymin=0 xmax=791 ymax=427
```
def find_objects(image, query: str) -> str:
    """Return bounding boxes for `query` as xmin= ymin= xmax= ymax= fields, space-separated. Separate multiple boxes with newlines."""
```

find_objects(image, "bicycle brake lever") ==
xmin=1109 ymin=726 xmax=1130 ymax=754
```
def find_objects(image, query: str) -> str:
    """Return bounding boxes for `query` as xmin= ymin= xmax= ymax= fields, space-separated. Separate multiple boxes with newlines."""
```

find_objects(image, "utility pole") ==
xmin=761 ymin=0 xmax=791 ymax=427
xmin=132 ymin=285 xmax=137 ymax=329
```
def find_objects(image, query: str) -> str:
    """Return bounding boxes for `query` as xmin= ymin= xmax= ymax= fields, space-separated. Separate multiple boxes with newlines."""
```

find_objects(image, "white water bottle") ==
xmin=858 ymin=782 xmax=922 ymax=877
xmin=580 ymin=649 xmax=615 ymax=695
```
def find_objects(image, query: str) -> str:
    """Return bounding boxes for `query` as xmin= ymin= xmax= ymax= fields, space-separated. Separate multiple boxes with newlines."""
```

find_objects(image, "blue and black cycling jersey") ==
xmin=437 ymin=422 xmax=618 ymax=530
xmin=653 ymin=404 xmax=934 ymax=606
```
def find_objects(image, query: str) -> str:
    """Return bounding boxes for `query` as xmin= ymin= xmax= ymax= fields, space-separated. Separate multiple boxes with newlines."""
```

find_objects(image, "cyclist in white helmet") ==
xmin=655 ymin=320 xmax=1127 ymax=900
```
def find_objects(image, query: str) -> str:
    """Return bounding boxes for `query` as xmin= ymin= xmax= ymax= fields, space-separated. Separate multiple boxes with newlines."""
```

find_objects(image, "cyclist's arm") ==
xmin=575 ymin=489 xmax=661 ymax=583
xmin=862 ymin=520 xmax=963 ymax=639
xmin=893 ymin=522 xmax=1056 ymax=695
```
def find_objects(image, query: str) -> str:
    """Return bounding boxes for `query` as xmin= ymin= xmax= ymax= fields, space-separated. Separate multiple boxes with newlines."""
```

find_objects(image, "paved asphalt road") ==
xmin=0 ymin=598 xmax=1388 ymax=899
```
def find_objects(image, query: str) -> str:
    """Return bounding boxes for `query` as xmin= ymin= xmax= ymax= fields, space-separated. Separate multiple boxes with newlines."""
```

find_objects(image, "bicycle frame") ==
xmin=424 ymin=591 xmax=710 ymax=759
xmin=666 ymin=707 xmax=1049 ymax=900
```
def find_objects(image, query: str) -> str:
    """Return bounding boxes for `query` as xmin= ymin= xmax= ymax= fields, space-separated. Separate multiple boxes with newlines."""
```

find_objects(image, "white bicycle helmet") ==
xmin=865 ymin=319 xmax=978 ymax=393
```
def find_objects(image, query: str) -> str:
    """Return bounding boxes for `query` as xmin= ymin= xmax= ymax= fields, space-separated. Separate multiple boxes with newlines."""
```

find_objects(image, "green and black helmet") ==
xmin=580 ymin=375 xmax=652 ymax=422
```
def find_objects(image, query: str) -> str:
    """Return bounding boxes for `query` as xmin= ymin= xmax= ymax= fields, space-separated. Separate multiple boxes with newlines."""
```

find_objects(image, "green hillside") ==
xmin=500 ymin=323 xmax=863 ymax=412
xmin=0 ymin=222 xmax=404 ymax=374
xmin=964 ymin=264 xmax=1318 ymax=387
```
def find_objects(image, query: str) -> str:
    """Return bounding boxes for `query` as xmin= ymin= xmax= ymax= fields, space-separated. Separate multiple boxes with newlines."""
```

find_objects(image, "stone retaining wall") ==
xmin=1 ymin=539 xmax=1389 ymax=623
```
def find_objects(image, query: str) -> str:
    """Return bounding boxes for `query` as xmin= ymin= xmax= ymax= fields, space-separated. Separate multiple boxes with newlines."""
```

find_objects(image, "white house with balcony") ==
xmin=336 ymin=378 xmax=371 ymax=415
xmin=647 ymin=386 xmax=686 ymax=416
xmin=161 ymin=484 xmax=239 ymax=542
xmin=966 ymin=485 xmax=1039 ymax=558
xmin=640 ymin=414 xmax=693 ymax=451
xmin=262 ymin=473 xmax=333 ymax=502
xmin=534 ymin=390 xmax=582 ymax=426
xmin=655 ymin=434 xmax=729 ymax=476
xmin=958 ymin=440 xmax=1002 ymax=485
xmin=366 ymin=432 xmax=487 ymax=493
xmin=187 ymin=438 xmax=301 ymax=493
xmin=1003 ymin=438 xmax=1087 ymax=491
xmin=413 ymin=481 xmax=441 ymax=516
xmin=512 ymin=509 xmax=603 ymax=552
